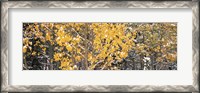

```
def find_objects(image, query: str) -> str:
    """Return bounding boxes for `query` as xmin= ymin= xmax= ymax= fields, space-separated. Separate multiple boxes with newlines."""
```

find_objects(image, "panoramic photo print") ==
xmin=23 ymin=23 xmax=177 ymax=70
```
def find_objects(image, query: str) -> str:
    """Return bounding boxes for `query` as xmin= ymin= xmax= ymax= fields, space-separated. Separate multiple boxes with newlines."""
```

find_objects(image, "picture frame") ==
xmin=1 ymin=1 xmax=199 ymax=92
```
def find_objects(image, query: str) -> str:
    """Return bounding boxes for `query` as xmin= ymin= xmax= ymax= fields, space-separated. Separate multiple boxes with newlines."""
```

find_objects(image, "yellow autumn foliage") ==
xmin=23 ymin=23 xmax=177 ymax=70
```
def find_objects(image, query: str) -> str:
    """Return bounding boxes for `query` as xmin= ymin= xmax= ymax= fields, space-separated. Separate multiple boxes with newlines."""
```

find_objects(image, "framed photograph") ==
xmin=1 ymin=1 xmax=199 ymax=92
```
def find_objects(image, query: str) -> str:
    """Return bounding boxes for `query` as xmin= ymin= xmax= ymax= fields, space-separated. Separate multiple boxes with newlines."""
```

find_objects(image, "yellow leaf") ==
xmin=42 ymin=48 xmax=46 ymax=52
xmin=66 ymin=44 xmax=72 ymax=52
xmin=45 ymin=32 xmax=51 ymax=41
xmin=54 ymin=53 xmax=62 ymax=61
xmin=126 ymin=33 xmax=132 ymax=37
xmin=119 ymin=52 xmax=128 ymax=58
xmin=32 ymin=51 xmax=36 ymax=56
xmin=75 ymin=56 xmax=81 ymax=62
xmin=23 ymin=46 xmax=27 ymax=53
xmin=29 ymin=42 xmax=32 ymax=45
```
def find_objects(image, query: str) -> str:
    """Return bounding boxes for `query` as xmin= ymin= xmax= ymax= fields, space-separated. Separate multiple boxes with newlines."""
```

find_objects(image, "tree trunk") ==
xmin=48 ymin=42 xmax=54 ymax=70
xmin=84 ymin=25 xmax=88 ymax=70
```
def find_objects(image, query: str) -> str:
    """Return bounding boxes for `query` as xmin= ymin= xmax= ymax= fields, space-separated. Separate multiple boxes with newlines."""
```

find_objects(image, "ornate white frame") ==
xmin=1 ymin=1 xmax=199 ymax=93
